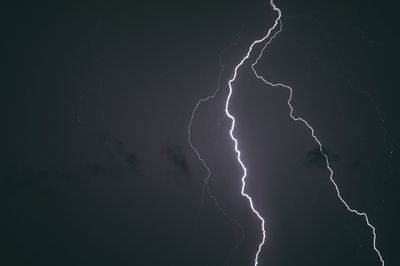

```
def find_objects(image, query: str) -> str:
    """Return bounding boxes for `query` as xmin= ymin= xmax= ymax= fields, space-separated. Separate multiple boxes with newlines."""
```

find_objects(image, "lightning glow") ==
xmin=188 ymin=41 xmax=245 ymax=264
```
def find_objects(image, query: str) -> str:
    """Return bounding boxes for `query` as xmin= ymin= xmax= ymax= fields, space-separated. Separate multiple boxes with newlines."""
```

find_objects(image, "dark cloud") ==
xmin=1 ymin=133 xmax=146 ymax=199
xmin=115 ymin=140 xmax=141 ymax=171
xmin=98 ymin=132 xmax=143 ymax=176
xmin=304 ymin=146 xmax=340 ymax=168
xmin=166 ymin=144 xmax=191 ymax=182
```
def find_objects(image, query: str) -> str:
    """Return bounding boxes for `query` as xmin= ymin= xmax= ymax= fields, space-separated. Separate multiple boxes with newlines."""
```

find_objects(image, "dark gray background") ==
xmin=2 ymin=0 xmax=399 ymax=265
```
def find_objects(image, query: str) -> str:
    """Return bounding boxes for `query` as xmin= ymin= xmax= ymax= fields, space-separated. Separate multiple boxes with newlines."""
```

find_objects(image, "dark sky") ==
xmin=2 ymin=0 xmax=399 ymax=265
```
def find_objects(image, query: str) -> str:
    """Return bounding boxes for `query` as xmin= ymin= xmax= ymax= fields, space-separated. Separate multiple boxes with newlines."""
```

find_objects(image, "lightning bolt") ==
xmin=224 ymin=1 xmax=282 ymax=265
xmin=191 ymin=0 xmax=385 ymax=265
xmin=249 ymin=1 xmax=385 ymax=265
xmin=251 ymin=69 xmax=386 ymax=266
xmin=225 ymin=0 xmax=384 ymax=265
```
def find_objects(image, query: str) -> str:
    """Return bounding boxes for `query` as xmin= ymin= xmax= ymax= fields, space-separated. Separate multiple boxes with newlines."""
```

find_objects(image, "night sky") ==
xmin=2 ymin=0 xmax=400 ymax=265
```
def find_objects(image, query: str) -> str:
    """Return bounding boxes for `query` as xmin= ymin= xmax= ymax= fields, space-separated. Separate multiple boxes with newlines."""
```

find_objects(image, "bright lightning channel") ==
xmin=225 ymin=1 xmax=281 ymax=265
xmin=248 ymin=2 xmax=384 ymax=266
